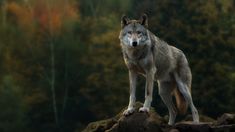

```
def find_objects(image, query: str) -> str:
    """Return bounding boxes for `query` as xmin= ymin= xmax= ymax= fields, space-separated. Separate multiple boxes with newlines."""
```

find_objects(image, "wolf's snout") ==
xmin=132 ymin=41 xmax=137 ymax=47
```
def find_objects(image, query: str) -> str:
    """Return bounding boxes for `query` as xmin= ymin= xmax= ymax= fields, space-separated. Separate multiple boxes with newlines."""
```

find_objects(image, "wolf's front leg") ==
xmin=139 ymin=67 xmax=156 ymax=113
xmin=123 ymin=70 xmax=137 ymax=116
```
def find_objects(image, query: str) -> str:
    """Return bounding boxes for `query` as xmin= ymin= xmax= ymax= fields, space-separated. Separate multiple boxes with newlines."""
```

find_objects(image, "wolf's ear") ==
xmin=140 ymin=13 xmax=148 ymax=28
xmin=121 ymin=15 xmax=130 ymax=28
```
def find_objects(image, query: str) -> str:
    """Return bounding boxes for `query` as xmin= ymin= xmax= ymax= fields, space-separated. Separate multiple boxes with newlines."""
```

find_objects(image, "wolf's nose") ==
xmin=132 ymin=41 xmax=137 ymax=47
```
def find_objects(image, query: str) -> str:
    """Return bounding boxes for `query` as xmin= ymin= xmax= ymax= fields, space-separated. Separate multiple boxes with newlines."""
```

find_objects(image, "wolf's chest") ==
xmin=125 ymin=59 xmax=146 ymax=75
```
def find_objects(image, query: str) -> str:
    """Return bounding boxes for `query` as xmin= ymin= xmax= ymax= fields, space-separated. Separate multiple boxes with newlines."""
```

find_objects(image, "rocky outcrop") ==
xmin=82 ymin=102 xmax=235 ymax=132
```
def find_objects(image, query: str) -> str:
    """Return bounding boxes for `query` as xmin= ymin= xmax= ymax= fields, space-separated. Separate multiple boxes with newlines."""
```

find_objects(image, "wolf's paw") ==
xmin=123 ymin=107 xmax=135 ymax=116
xmin=139 ymin=107 xmax=149 ymax=113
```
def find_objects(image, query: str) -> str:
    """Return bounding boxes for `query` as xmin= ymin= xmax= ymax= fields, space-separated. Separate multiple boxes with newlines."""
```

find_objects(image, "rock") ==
xmin=107 ymin=112 xmax=164 ymax=132
xmin=168 ymin=129 xmax=179 ymax=132
xmin=82 ymin=102 xmax=235 ymax=132
xmin=82 ymin=118 xmax=118 ymax=132
xmin=210 ymin=113 xmax=235 ymax=132
xmin=215 ymin=113 xmax=235 ymax=125
xmin=174 ymin=122 xmax=211 ymax=132
xmin=82 ymin=102 xmax=165 ymax=132
xmin=184 ymin=114 xmax=215 ymax=122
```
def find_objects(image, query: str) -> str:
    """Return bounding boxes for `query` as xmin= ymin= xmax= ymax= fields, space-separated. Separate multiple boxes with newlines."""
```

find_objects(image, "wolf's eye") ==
xmin=137 ymin=31 xmax=142 ymax=34
xmin=127 ymin=31 xmax=132 ymax=34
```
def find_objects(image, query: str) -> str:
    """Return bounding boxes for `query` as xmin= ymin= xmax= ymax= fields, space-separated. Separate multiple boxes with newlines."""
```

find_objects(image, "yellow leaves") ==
xmin=7 ymin=2 xmax=34 ymax=30
xmin=34 ymin=1 xmax=58 ymax=34
xmin=6 ymin=0 xmax=78 ymax=35
xmin=34 ymin=0 xmax=78 ymax=35
xmin=63 ymin=3 xmax=79 ymax=22
xmin=33 ymin=1 xmax=62 ymax=34
xmin=33 ymin=1 xmax=49 ymax=31
xmin=91 ymin=30 xmax=120 ymax=46
xmin=219 ymin=0 xmax=234 ymax=13
xmin=51 ymin=11 xmax=62 ymax=34
xmin=3 ymin=47 xmax=21 ymax=74
xmin=25 ymin=89 xmax=48 ymax=105
xmin=199 ymin=1 xmax=218 ymax=20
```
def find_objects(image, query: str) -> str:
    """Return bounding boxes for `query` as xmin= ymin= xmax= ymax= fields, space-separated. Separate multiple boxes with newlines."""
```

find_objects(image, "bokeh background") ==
xmin=0 ymin=0 xmax=234 ymax=132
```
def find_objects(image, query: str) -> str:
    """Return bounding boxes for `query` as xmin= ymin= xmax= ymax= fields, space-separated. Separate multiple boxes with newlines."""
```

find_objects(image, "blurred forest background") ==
xmin=0 ymin=0 xmax=234 ymax=132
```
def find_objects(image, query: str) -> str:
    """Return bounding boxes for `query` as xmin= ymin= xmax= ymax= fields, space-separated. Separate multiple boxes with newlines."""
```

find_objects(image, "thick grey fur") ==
xmin=119 ymin=14 xmax=199 ymax=125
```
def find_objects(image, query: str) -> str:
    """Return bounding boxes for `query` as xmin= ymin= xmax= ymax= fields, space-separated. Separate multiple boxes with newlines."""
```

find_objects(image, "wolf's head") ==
xmin=119 ymin=14 xmax=150 ymax=48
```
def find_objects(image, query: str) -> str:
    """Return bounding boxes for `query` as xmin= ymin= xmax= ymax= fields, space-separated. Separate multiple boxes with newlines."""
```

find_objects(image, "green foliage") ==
xmin=0 ymin=75 xmax=28 ymax=132
xmin=0 ymin=0 xmax=234 ymax=132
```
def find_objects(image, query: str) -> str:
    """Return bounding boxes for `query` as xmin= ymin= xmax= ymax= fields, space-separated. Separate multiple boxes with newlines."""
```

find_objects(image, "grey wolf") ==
xmin=119 ymin=14 xmax=199 ymax=125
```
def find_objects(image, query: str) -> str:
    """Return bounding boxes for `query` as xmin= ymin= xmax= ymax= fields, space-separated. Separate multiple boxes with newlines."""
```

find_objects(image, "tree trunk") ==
xmin=62 ymin=51 xmax=69 ymax=120
xmin=50 ymin=38 xmax=59 ymax=127
xmin=47 ymin=0 xmax=59 ymax=127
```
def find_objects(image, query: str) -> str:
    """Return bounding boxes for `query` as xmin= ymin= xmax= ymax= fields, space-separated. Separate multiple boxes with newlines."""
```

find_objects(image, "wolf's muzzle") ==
xmin=132 ymin=41 xmax=137 ymax=47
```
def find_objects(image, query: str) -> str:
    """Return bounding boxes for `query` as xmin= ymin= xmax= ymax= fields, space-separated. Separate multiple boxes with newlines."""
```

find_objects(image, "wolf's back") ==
xmin=154 ymin=38 xmax=191 ymax=115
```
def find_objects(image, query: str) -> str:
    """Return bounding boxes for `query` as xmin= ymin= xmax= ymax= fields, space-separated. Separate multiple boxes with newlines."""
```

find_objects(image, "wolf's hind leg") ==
xmin=159 ymin=81 xmax=177 ymax=125
xmin=174 ymin=72 xmax=199 ymax=123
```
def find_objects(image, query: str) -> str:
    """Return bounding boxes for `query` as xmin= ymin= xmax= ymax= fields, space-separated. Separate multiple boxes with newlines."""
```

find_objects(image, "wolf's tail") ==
xmin=174 ymin=88 xmax=188 ymax=115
